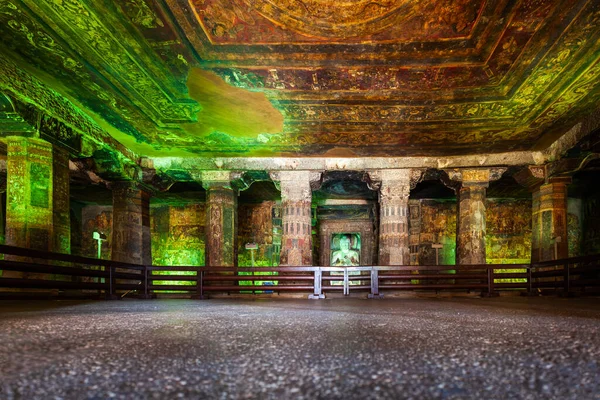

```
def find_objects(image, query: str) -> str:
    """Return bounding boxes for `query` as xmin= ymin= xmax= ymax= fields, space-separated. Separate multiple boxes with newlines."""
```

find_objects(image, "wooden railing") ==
xmin=0 ymin=244 xmax=599 ymax=299
xmin=530 ymin=254 xmax=600 ymax=295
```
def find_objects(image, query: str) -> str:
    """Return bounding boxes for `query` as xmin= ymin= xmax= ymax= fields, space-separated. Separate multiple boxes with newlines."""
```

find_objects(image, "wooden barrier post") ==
xmin=192 ymin=269 xmax=205 ymax=300
xmin=483 ymin=267 xmax=499 ymax=297
xmin=309 ymin=268 xmax=324 ymax=299
xmin=105 ymin=266 xmax=118 ymax=300
xmin=368 ymin=268 xmax=384 ymax=299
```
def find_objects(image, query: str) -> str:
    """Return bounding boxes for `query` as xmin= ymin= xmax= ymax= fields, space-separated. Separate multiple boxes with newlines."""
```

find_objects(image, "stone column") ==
xmin=532 ymin=177 xmax=571 ymax=261
xmin=0 ymin=176 xmax=6 ymax=245
xmin=52 ymin=147 xmax=70 ymax=254
xmin=446 ymin=168 xmax=506 ymax=265
xmin=5 ymin=136 xmax=54 ymax=253
xmin=111 ymin=182 xmax=152 ymax=265
xmin=201 ymin=171 xmax=240 ymax=267
xmin=367 ymin=169 xmax=423 ymax=266
xmin=270 ymin=171 xmax=321 ymax=266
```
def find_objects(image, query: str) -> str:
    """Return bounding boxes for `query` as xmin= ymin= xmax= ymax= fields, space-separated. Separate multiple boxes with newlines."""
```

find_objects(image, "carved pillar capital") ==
xmin=199 ymin=170 xmax=249 ymax=191
xmin=365 ymin=169 xmax=424 ymax=201
xmin=444 ymin=167 xmax=507 ymax=188
xmin=108 ymin=180 xmax=155 ymax=196
xmin=269 ymin=170 xmax=323 ymax=201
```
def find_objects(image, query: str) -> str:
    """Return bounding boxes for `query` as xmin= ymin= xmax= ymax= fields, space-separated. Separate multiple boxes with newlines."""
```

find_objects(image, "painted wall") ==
xmin=237 ymin=201 xmax=279 ymax=266
xmin=417 ymin=200 xmax=457 ymax=265
xmin=81 ymin=205 xmax=112 ymax=259
xmin=485 ymin=199 xmax=531 ymax=264
xmin=151 ymin=204 xmax=205 ymax=266
xmin=413 ymin=199 xmax=533 ymax=265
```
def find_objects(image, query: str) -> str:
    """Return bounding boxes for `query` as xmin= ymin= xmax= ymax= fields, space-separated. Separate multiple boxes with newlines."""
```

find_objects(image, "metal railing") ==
xmin=0 ymin=244 xmax=599 ymax=299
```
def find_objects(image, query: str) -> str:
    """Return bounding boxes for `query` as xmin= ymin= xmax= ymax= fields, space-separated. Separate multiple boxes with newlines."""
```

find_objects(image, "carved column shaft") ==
xmin=52 ymin=147 xmax=70 ymax=254
xmin=271 ymin=171 xmax=320 ymax=266
xmin=202 ymin=171 xmax=240 ymax=267
xmin=533 ymin=178 xmax=570 ymax=261
xmin=368 ymin=169 xmax=422 ymax=266
xmin=111 ymin=182 xmax=152 ymax=265
xmin=5 ymin=137 xmax=54 ymax=253
xmin=379 ymin=178 xmax=410 ymax=266
xmin=446 ymin=168 xmax=506 ymax=265
xmin=456 ymin=184 xmax=487 ymax=265
xmin=531 ymin=188 xmax=542 ymax=262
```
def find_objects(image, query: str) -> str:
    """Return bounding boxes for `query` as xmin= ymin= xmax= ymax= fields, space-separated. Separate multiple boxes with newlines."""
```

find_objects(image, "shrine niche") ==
xmin=318 ymin=204 xmax=376 ymax=266
xmin=330 ymin=233 xmax=361 ymax=266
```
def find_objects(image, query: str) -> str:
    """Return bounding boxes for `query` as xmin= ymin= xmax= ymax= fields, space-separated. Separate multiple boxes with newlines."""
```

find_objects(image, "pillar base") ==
xmin=368 ymin=293 xmax=384 ymax=299
xmin=308 ymin=294 xmax=325 ymax=299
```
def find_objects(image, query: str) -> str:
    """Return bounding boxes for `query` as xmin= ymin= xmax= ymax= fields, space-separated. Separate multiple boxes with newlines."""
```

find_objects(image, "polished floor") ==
xmin=1 ymin=296 xmax=599 ymax=399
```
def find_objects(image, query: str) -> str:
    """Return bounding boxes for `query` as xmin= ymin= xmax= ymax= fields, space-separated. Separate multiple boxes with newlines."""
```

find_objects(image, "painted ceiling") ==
xmin=1 ymin=0 xmax=600 ymax=157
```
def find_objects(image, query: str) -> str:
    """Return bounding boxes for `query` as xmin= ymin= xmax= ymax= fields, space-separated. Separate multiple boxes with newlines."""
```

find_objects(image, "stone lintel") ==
xmin=152 ymin=152 xmax=537 ymax=174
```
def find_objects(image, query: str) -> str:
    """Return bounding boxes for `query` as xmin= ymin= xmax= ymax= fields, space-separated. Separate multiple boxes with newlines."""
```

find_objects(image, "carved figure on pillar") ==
xmin=201 ymin=171 xmax=245 ymax=267
xmin=445 ymin=168 xmax=506 ymax=265
xmin=270 ymin=171 xmax=322 ymax=266
xmin=366 ymin=169 xmax=423 ymax=266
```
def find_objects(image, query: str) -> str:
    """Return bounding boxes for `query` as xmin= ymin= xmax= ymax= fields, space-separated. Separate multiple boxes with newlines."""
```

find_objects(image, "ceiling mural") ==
xmin=191 ymin=0 xmax=484 ymax=43
xmin=0 ymin=0 xmax=599 ymax=157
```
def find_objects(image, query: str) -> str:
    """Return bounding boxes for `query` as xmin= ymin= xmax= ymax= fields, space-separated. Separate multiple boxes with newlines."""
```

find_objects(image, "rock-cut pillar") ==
xmin=201 ymin=171 xmax=240 ymax=267
xmin=111 ymin=182 xmax=152 ymax=265
xmin=5 ymin=137 xmax=54 ymax=253
xmin=367 ymin=169 xmax=422 ymax=266
xmin=446 ymin=168 xmax=506 ymax=265
xmin=270 ymin=171 xmax=321 ymax=266
xmin=532 ymin=177 xmax=570 ymax=261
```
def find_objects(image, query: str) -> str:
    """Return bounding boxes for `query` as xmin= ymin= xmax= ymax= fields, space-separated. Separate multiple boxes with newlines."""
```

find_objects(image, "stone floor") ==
xmin=1 ymin=296 xmax=599 ymax=400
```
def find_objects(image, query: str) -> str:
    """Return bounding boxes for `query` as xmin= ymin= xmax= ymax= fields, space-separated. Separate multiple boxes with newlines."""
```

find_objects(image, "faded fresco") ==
xmin=414 ymin=199 xmax=533 ymax=265
xmin=81 ymin=205 xmax=113 ymax=260
xmin=418 ymin=200 xmax=457 ymax=265
xmin=485 ymin=199 xmax=532 ymax=264
xmin=237 ymin=202 xmax=279 ymax=266
xmin=151 ymin=204 xmax=205 ymax=266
